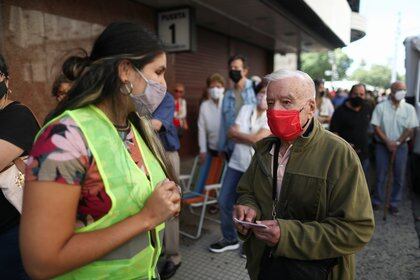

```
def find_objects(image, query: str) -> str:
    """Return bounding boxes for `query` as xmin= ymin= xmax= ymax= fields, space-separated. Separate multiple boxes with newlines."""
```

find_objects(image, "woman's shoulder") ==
xmin=3 ymin=101 xmax=37 ymax=119
xmin=32 ymin=116 xmax=89 ymax=159
xmin=27 ymin=115 xmax=92 ymax=185
xmin=240 ymin=104 xmax=255 ymax=114
xmin=322 ymin=97 xmax=333 ymax=104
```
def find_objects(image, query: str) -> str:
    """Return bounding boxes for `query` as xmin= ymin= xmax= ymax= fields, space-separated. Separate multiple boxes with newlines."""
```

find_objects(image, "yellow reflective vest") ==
xmin=41 ymin=105 xmax=166 ymax=279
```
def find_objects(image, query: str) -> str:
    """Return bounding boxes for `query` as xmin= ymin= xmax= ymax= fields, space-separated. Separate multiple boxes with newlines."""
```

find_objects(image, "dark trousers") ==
xmin=0 ymin=225 xmax=29 ymax=279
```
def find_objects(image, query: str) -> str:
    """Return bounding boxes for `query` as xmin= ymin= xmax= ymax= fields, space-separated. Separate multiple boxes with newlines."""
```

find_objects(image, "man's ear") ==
xmin=308 ymin=99 xmax=316 ymax=115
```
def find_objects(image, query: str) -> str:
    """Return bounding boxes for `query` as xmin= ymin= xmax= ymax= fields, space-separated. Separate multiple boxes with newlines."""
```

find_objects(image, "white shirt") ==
xmin=174 ymin=98 xmax=187 ymax=119
xmin=371 ymin=99 xmax=419 ymax=141
xmin=316 ymin=97 xmax=334 ymax=129
xmin=316 ymin=97 xmax=335 ymax=117
xmin=228 ymin=105 xmax=270 ymax=172
xmin=198 ymin=98 xmax=223 ymax=153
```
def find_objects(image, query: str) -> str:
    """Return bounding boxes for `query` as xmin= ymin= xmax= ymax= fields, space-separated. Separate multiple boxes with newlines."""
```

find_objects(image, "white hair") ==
xmin=264 ymin=69 xmax=316 ymax=99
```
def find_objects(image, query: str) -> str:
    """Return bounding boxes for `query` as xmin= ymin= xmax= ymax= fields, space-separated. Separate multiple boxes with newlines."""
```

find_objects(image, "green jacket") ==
xmin=237 ymin=120 xmax=374 ymax=280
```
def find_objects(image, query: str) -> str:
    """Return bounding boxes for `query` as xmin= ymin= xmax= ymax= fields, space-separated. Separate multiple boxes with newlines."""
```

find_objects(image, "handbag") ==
xmin=0 ymin=102 xmax=39 ymax=213
xmin=0 ymin=156 xmax=27 ymax=213
xmin=258 ymin=141 xmax=338 ymax=280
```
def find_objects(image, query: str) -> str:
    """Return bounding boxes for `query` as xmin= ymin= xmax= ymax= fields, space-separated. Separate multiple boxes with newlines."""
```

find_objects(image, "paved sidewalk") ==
xmin=173 ymin=209 xmax=249 ymax=280
xmin=173 ymin=196 xmax=419 ymax=280
xmin=356 ymin=191 xmax=420 ymax=280
xmin=175 ymin=160 xmax=419 ymax=280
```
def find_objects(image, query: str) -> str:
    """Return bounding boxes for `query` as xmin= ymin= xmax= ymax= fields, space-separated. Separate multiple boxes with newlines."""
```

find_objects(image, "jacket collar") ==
xmin=228 ymin=78 xmax=252 ymax=97
xmin=255 ymin=118 xmax=322 ymax=154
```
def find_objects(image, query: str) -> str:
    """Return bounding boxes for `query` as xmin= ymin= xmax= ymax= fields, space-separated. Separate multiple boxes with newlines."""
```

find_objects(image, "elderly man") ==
xmin=371 ymin=81 xmax=419 ymax=214
xmin=234 ymin=70 xmax=374 ymax=280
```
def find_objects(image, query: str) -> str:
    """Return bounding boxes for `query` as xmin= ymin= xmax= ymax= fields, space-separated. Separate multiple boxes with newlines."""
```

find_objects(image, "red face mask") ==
xmin=267 ymin=107 xmax=309 ymax=141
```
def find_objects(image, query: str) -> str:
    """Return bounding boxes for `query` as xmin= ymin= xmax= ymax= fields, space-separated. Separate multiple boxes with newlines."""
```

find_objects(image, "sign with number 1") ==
xmin=158 ymin=7 xmax=195 ymax=52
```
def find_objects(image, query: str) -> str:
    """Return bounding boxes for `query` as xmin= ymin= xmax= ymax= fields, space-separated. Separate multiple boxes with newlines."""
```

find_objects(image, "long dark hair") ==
xmin=47 ymin=22 xmax=177 ymax=183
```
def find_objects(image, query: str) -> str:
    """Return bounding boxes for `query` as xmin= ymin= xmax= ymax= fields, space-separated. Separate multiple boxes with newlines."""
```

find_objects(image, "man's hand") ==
xmin=233 ymin=205 xmax=257 ymax=236
xmin=253 ymin=220 xmax=281 ymax=247
xmin=386 ymin=140 xmax=398 ymax=152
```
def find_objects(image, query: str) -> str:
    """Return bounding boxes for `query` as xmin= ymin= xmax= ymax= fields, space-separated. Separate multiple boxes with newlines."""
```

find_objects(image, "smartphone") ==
xmin=233 ymin=218 xmax=268 ymax=229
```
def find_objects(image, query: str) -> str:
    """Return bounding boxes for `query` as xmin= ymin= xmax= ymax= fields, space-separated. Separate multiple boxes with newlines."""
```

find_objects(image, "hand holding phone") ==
xmin=233 ymin=217 xmax=268 ymax=229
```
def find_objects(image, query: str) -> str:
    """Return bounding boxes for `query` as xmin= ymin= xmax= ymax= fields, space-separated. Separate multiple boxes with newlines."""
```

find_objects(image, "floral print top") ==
xmin=26 ymin=117 xmax=149 ymax=228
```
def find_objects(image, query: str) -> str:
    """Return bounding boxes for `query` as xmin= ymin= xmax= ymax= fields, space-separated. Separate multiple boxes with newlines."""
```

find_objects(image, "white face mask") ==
xmin=130 ymin=68 xmax=167 ymax=115
xmin=208 ymin=87 xmax=224 ymax=100
xmin=394 ymin=90 xmax=406 ymax=101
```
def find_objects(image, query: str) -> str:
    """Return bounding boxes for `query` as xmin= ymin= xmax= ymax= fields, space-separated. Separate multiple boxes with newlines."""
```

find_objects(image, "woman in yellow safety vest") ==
xmin=20 ymin=22 xmax=181 ymax=280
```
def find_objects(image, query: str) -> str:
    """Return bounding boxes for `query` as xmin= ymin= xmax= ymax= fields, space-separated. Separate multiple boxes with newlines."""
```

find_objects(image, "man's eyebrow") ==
xmin=283 ymin=93 xmax=296 ymax=100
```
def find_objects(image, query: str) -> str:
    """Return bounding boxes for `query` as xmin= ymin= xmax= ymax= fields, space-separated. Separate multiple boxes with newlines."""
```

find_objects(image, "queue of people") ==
xmin=0 ymin=20 xmax=418 ymax=280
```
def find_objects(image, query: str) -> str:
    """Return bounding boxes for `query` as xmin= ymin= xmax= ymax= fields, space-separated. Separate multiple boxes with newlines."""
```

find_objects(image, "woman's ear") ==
xmin=118 ymin=60 xmax=131 ymax=82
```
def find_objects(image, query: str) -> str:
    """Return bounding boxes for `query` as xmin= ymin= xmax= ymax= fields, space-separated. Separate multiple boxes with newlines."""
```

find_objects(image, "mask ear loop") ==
xmin=133 ymin=66 xmax=149 ymax=84
xmin=299 ymin=102 xmax=311 ymax=129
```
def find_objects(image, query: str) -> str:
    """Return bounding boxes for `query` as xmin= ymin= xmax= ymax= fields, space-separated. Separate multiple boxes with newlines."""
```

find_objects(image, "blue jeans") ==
xmin=372 ymin=143 xmax=408 ymax=208
xmin=218 ymin=167 xmax=243 ymax=242
xmin=0 ymin=225 xmax=29 ymax=279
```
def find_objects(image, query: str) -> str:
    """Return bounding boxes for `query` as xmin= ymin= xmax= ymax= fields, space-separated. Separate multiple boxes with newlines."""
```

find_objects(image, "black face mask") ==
xmin=0 ymin=81 xmax=7 ymax=99
xmin=229 ymin=70 xmax=242 ymax=84
xmin=349 ymin=96 xmax=364 ymax=107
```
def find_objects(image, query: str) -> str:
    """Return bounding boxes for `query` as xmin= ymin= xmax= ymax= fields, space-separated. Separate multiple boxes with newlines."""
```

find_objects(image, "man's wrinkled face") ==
xmin=267 ymin=77 xmax=316 ymax=126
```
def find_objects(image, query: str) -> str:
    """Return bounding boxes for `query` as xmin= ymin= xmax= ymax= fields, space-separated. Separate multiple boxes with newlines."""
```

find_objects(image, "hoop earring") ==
xmin=120 ymin=81 xmax=133 ymax=96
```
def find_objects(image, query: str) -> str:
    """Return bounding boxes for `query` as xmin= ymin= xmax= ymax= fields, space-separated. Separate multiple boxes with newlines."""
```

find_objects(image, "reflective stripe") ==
xmin=101 ymin=232 xmax=150 ymax=261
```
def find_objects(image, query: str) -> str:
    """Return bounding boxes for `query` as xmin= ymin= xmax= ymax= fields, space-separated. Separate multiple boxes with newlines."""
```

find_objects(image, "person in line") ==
xmin=330 ymin=83 xmax=373 ymax=177
xmin=332 ymin=88 xmax=348 ymax=108
xmin=198 ymin=73 xmax=225 ymax=164
xmin=371 ymin=81 xmax=419 ymax=214
xmin=218 ymin=54 xmax=256 ymax=158
xmin=0 ymin=54 xmax=39 ymax=279
xmin=20 ymin=22 xmax=181 ymax=280
xmin=314 ymin=79 xmax=334 ymax=129
xmin=193 ymin=73 xmax=225 ymax=216
xmin=172 ymin=83 xmax=188 ymax=138
xmin=150 ymin=91 xmax=182 ymax=279
xmin=234 ymin=69 xmax=374 ymax=280
xmin=209 ymin=85 xmax=271 ymax=253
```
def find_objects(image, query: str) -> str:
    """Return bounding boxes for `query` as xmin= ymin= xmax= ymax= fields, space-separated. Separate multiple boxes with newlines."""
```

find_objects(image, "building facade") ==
xmin=0 ymin=0 xmax=365 ymax=157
